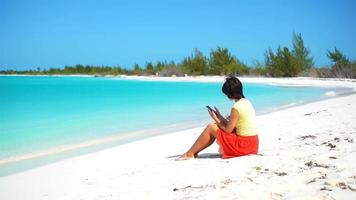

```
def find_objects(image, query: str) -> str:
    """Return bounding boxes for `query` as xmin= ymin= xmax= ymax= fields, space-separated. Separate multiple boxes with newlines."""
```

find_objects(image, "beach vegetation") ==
xmin=209 ymin=47 xmax=248 ymax=75
xmin=326 ymin=48 xmax=355 ymax=78
xmin=264 ymin=32 xmax=314 ymax=77
xmin=265 ymin=46 xmax=296 ymax=77
xmin=292 ymin=32 xmax=314 ymax=71
xmin=248 ymin=60 xmax=268 ymax=76
xmin=160 ymin=61 xmax=184 ymax=77
xmin=154 ymin=61 xmax=165 ymax=74
xmin=181 ymin=48 xmax=209 ymax=75
xmin=144 ymin=62 xmax=155 ymax=75
xmin=132 ymin=64 xmax=143 ymax=75
xmin=0 ymin=32 xmax=354 ymax=79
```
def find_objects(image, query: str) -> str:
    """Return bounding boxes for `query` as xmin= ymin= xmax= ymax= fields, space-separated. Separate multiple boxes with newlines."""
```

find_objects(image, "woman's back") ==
xmin=233 ymin=98 xmax=257 ymax=136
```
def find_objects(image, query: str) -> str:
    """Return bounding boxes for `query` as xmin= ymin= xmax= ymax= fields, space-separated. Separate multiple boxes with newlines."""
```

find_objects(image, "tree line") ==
xmin=1 ymin=32 xmax=355 ymax=78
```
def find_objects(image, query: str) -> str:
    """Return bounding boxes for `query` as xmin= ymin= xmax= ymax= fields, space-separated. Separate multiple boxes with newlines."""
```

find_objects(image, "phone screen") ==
xmin=206 ymin=106 xmax=213 ymax=111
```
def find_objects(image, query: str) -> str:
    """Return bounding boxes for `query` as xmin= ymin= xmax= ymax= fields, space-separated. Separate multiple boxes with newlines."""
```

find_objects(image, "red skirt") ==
xmin=216 ymin=129 xmax=259 ymax=159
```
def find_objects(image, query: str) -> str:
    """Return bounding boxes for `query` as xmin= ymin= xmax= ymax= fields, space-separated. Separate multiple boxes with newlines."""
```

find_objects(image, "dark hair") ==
xmin=222 ymin=76 xmax=245 ymax=100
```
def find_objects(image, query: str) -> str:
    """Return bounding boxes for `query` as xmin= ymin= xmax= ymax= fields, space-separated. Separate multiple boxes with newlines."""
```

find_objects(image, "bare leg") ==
xmin=178 ymin=123 xmax=219 ymax=160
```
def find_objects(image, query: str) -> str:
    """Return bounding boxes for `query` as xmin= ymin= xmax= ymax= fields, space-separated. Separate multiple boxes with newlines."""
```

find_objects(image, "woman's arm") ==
xmin=215 ymin=112 xmax=228 ymax=126
xmin=208 ymin=108 xmax=239 ymax=133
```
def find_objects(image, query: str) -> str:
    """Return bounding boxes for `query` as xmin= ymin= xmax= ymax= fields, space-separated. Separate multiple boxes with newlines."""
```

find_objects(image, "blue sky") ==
xmin=0 ymin=0 xmax=355 ymax=70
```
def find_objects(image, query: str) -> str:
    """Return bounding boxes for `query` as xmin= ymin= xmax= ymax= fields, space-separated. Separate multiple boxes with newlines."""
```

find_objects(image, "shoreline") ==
xmin=2 ymin=73 xmax=356 ymax=86
xmin=0 ymin=120 xmax=209 ymax=176
xmin=0 ymin=82 xmax=355 ymax=199
xmin=0 ymin=77 xmax=355 ymax=177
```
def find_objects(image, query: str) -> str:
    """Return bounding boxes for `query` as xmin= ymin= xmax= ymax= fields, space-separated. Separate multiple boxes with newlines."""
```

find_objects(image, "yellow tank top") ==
xmin=233 ymin=98 xmax=258 ymax=136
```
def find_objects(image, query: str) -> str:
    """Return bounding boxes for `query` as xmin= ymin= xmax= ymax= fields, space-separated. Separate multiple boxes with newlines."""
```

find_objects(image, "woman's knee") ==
xmin=206 ymin=123 xmax=218 ymax=135
xmin=207 ymin=123 xmax=218 ymax=129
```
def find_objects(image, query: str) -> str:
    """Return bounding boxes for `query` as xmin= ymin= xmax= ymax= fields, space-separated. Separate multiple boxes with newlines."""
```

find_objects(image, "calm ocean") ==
xmin=0 ymin=75 xmax=337 ymax=174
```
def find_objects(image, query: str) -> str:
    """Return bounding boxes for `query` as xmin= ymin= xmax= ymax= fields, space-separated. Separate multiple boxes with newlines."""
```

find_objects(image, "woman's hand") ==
xmin=213 ymin=107 xmax=224 ymax=120
xmin=213 ymin=107 xmax=228 ymax=125
xmin=208 ymin=110 xmax=220 ymax=123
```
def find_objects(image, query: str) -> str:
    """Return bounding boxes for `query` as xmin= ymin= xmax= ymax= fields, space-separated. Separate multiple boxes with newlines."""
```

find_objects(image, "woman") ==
xmin=179 ymin=76 xmax=259 ymax=160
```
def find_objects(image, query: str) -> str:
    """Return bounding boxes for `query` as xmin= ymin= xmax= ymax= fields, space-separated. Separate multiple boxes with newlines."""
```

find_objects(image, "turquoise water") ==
xmin=0 ymin=76 xmax=332 ymax=162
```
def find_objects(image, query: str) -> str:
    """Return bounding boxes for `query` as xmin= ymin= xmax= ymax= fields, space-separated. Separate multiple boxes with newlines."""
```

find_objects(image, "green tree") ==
xmin=265 ymin=46 xmax=298 ymax=77
xmin=327 ymin=47 xmax=349 ymax=66
xmin=292 ymin=32 xmax=314 ymax=71
xmin=327 ymin=47 xmax=355 ymax=78
xmin=181 ymin=48 xmax=208 ymax=75
xmin=155 ymin=61 xmax=165 ymax=74
xmin=209 ymin=47 xmax=231 ymax=74
xmin=224 ymin=60 xmax=248 ymax=75
xmin=281 ymin=47 xmax=298 ymax=76
xmin=265 ymin=48 xmax=279 ymax=76
xmin=133 ymin=64 xmax=142 ymax=75
xmin=145 ymin=62 xmax=154 ymax=75
xmin=209 ymin=47 xmax=247 ymax=75
xmin=265 ymin=33 xmax=313 ymax=77
xmin=249 ymin=59 xmax=267 ymax=76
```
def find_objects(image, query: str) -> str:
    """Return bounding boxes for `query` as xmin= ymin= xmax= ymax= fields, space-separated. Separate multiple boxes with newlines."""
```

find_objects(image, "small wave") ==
xmin=280 ymin=102 xmax=298 ymax=108
xmin=324 ymin=91 xmax=336 ymax=97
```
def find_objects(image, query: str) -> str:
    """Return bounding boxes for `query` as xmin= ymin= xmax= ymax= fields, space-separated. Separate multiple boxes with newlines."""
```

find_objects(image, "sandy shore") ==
xmin=0 ymin=77 xmax=356 ymax=200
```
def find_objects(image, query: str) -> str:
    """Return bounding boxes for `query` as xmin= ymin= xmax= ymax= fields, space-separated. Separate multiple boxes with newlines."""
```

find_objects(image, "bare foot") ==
xmin=176 ymin=153 xmax=195 ymax=161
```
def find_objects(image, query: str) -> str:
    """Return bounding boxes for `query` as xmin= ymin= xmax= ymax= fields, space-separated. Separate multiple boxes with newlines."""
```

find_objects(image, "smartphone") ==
xmin=206 ymin=105 xmax=214 ymax=112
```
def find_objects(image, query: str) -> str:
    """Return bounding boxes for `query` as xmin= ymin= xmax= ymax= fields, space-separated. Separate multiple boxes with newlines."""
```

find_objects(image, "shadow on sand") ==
xmin=168 ymin=153 xmax=221 ymax=160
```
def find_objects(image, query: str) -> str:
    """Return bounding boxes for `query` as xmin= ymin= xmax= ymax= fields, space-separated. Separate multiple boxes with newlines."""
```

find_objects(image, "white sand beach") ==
xmin=0 ymin=77 xmax=356 ymax=200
